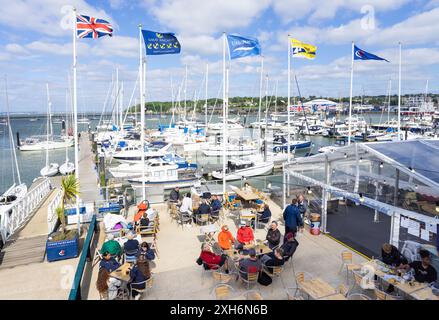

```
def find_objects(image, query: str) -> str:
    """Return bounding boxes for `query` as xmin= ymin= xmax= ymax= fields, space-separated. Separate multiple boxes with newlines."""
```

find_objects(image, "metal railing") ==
xmin=47 ymin=188 xmax=63 ymax=234
xmin=0 ymin=178 xmax=52 ymax=244
xmin=68 ymin=214 xmax=98 ymax=300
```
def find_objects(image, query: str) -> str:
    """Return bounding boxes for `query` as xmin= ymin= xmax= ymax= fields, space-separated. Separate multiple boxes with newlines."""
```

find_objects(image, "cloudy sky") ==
xmin=1 ymin=0 xmax=439 ymax=113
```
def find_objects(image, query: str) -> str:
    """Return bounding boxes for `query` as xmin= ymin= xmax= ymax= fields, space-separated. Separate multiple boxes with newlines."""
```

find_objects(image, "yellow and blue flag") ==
xmin=227 ymin=34 xmax=261 ymax=60
xmin=142 ymin=30 xmax=181 ymax=55
xmin=290 ymin=38 xmax=317 ymax=59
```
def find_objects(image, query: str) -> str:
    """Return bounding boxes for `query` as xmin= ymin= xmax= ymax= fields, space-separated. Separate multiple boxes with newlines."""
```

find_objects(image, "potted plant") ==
xmin=46 ymin=174 xmax=81 ymax=262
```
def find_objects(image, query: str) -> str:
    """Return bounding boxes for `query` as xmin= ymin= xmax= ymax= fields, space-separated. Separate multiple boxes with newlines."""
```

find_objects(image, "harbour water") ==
xmin=0 ymin=113 xmax=385 ymax=194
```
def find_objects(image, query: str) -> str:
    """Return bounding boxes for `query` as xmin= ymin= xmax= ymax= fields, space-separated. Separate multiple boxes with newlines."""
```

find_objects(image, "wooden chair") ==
xmin=287 ymin=271 xmax=313 ymax=298
xmin=129 ymin=276 xmax=154 ymax=300
xmin=243 ymin=290 xmax=264 ymax=300
xmin=238 ymin=270 xmax=259 ymax=290
xmin=224 ymin=192 xmax=242 ymax=212
xmin=149 ymin=238 xmax=160 ymax=259
xmin=287 ymin=293 xmax=304 ymax=300
xmin=212 ymin=284 xmax=235 ymax=300
xmin=169 ymin=203 xmax=178 ymax=223
xmin=374 ymin=287 xmax=403 ymax=300
xmin=263 ymin=265 xmax=285 ymax=292
xmin=212 ymin=270 xmax=232 ymax=284
xmin=347 ymin=293 xmax=371 ymax=300
xmin=196 ymin=214 xmax=209 ymax=226
xmin=99 ymin=291 xmax=109 ymax=300
xmin=338 ymin=283 xmax=349 ymax=297
xmin=92 ymin=249 xmax=103 ymax=267
xmin=339 ymin=251 xmax=361 ymax=283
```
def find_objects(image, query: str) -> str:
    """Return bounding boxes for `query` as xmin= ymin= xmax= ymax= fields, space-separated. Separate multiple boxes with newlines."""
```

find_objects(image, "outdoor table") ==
xmin=410 ymin=286 xmax=439 ymax=300
xmin=240 ymin=209 xmax=257 ymax=229
xmin=363 ymin=259 xmax=432 ymax=299
xmin=318 ymin=293 xmax=347 ymax=300
xmin=235 ymin=188 xmax=260 ymax=201
xmin=299 ymin=278 xmax=337 ymax=300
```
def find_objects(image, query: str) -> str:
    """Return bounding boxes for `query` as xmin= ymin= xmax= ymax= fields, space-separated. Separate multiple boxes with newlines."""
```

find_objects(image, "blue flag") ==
xmin=142 ymin=30 xmax=181 ymax=55
xmin=354 ymin=45 xmax=388 ymax=62
xmin=227 ymin=34 xmax=261 ymax=60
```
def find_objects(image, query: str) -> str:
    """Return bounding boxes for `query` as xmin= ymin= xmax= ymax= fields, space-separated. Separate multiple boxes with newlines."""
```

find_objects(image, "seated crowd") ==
xmin=96 ymin=201 xmax=158 ymax=300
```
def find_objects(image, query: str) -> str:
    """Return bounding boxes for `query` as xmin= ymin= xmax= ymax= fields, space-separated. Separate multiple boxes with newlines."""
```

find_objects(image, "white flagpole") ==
xmin=348 ymin=41 xmax=354 ymax=146
xmin=287 ymin=34 xmax=291 ymax=163
xmin=116 ymin=68 xmax=119 ymax=128
xmin=139 ymin=25 xmax=146 ymax=200
xmin=222 ymin=32 xmax=227 ymax=196
xmin=72 ymin=8 xmax=80 ymax=235
xmin=205 ymin=63 xmax=208 ymax=133
xmin=397 ymin=42 xmax=402 ymax=141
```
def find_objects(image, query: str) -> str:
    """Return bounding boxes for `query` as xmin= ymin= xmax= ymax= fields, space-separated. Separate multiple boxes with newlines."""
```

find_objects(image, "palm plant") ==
xmin=55 ymin=174 xmax=80 ymax=238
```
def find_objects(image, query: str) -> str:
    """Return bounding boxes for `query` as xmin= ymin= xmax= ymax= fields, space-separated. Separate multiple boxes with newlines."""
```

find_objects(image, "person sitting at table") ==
xmin=210 ymin=195 xmax=222 ymax=212
xmin=138 ymin=212 xmax=150 ymax=228
xmin=409 ymin=249 xmax=437 ymax=284
xmin=180 ymin=192 xmax=193 ymax=217
xmin=258 ymin=204 xmax=271 ymax=224
xmin=235 ymin=220 xmax=255 ymax=250
xmin=238 ymin=248 xmax=262 ymax=279
xmin=381 ymin=243 xmax=409 ymax=268
xmin=96 ymin=267 xmax=121 ymax=300
xmin=100 ymin=251 xmax=121 ymax=273
xmin=194 ymin=199 xmax=211 ymax=223
xmin=198 ymin=243 xmax=229 ymax=272
xmin=218 ymin=225 xmax=235 ymax=250
xmin=169 ymin=186 xmax=180 ymax=204
xmin=139 ymin=241 xmax=155 ymax=261
xmin=134 ymin=200 xmax=148 ymax=224
xmin=266 ymin=221 xmax=281 ymax=249
xmin=100 ymin=234 xmax=122 ymax=258
xmin=260 ymin=247 xmax=285 ymax=274
xmin=281 ymin=232 xmax=299 ymax=261
xmin=128 ymin=255 xmax=151 ymax=300
xmin=123 ymin=233 xmax=139 ymax=255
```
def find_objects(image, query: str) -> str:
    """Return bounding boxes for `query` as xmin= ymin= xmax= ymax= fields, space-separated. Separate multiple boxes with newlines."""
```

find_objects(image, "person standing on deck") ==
xmin=297 ymin=194 xmax=308 ymax=222
xmin=283 ymin=198 xmax=303 ymax=240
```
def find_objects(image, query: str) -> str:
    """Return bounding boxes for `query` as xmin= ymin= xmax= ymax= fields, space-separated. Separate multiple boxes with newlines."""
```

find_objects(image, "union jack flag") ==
xmin=76 ymin=14 xmax=113 ymax=39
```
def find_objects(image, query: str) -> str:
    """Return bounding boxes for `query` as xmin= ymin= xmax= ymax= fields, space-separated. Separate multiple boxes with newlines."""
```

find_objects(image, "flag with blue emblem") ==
xmin=142 ymin=30 xmax=181 ymax=55
xmin=290 ymin=38 xmax=317 ymax=59
xmin=354 ymin=45 xmax=388 ymax=62
xmin=227 ymin=34 xmax=261 ymax=60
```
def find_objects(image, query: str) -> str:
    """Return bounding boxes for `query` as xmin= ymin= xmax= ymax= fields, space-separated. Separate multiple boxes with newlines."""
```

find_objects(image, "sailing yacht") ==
xmin=1 ymin=80 xmax=27 ymax=216
xmin=40 ymin=84 xmax=59 ymax=177
xmin=59 ymin=90 xmax=75 ymax=176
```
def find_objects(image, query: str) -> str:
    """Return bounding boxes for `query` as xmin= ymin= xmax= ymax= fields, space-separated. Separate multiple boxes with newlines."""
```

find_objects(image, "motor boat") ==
xmin=211 ymin=158 xmax=274 ymax=181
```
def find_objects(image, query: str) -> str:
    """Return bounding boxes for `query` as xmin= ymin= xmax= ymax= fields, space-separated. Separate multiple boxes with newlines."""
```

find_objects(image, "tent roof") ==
xmin=292 ymin=139 xmax=439 ymax=189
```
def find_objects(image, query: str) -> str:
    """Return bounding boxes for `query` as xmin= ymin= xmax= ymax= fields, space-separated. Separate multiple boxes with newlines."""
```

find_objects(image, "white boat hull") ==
xmin=203 ymin=146 xmax=258 ymax=157
xmin=40 ymin=163 xmax=59 ymax=177
xmin=59 ymin=161 xmax=75 ymax=175
xmin=211 ymin=162 xmax=274 ymax=181
xmin=19 ymin=140 xmax=73 ymax=151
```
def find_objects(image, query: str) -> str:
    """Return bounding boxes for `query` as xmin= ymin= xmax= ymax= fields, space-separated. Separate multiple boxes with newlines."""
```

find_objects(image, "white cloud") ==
xmin=0 ymin=0 xmax=115 ymax=37
xmin=146 ymin=0 xmax=271 ymax=35
xmin=272 ymin=0 xmax=410 ymax=24
xmin=178 ymin=34 xmax=222 ymax=56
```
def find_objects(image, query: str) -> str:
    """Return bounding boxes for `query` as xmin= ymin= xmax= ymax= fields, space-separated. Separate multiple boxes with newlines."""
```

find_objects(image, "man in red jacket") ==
xmin=199 ymin=244 xmax=229 ymax=271
xmin=236 ymin=221 xmax=254 ymax=249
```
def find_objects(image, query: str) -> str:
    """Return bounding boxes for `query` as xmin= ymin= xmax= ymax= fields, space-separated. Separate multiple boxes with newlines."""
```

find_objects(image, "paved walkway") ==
xmin=0 ymin=132 xmax=101 ymax=299
xmin=87 ymin=197 xmax=367 ymax=300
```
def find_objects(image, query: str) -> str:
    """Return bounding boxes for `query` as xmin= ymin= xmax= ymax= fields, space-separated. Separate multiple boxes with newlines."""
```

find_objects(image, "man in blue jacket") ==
xmin=283 ymin=198 xmax=303 ymax=240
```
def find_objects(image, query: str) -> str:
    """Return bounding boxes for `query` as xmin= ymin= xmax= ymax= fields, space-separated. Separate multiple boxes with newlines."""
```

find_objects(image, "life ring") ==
xmin=274 ymin=146 xmax=282 ymax=153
